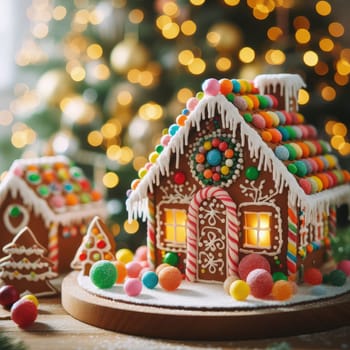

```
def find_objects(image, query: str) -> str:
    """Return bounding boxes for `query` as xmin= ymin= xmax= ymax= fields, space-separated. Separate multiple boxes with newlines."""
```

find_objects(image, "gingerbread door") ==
xmin=186 ymin=187 xmax=239 ymax=283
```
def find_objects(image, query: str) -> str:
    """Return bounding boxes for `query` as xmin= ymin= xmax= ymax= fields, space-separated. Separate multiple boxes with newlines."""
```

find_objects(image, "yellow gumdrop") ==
xmin=229 ymin=279 xmax=250 ymax=301
xmin=22 ymin=294 xmax=39 ymax=308
xmin=203 ymin=141 xmax=212 ymax=151
xmin=116 ymin=248 xmax=134 ymax=264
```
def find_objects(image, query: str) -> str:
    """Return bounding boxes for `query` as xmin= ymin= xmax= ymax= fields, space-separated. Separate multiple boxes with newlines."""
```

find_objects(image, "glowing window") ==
xmin=243 ymin=211 xmax=271 ymax=249
xmin=164 ymin=209 xmax=187 ymax=244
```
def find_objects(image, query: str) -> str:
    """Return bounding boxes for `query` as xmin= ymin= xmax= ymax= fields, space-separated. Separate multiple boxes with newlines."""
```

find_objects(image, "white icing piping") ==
xmin=126 ymin=94 xmax=350 ymax=229
xmin=0 ymin=176 xmax=106 ymax=228
xmin=254 ymin=74 xmax=306 ymax=112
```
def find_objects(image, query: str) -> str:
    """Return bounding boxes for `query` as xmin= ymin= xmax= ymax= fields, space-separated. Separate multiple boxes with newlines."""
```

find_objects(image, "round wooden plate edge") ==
xmin=61 ymin=271 xmax=350 ymax=341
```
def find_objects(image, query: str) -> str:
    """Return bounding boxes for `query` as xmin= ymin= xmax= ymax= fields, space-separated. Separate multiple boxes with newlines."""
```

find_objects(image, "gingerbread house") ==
xmin=126 ymin=74 xmax=350 ymax=283
xmin=0 ymin=156 xmax=107 ymax=272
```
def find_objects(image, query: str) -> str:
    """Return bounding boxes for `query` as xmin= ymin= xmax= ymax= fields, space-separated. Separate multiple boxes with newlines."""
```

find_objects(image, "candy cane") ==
xmin=287 ymin=207 xmax=298 ymax=276
xmin=186 ymin=186 xmax=239 ymax=281
xmin=48 ymin=222 xmax=59 ymax=272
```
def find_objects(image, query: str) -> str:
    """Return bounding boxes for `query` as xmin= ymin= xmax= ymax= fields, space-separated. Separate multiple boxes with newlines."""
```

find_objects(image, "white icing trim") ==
xmin=4 ymin=204 xmax=30 ymax=234
xmin=0 ymin=156 xmax=107 ymax=228
xmin=254 ymin=74 xmax=306 ymax=112
xmin=126 ymin=94 xmax=350 ymax=228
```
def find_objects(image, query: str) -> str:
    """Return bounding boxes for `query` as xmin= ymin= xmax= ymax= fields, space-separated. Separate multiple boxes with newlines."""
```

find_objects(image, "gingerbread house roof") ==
xmin=0 ymin=156 xmax=106 ymax=227
xmin=126 ymin=74 xmax=350 ymax=226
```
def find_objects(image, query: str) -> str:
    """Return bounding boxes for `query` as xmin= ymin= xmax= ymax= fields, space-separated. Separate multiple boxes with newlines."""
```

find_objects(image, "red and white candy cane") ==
xmin=186 ymin=186 xmax=239 ymax=281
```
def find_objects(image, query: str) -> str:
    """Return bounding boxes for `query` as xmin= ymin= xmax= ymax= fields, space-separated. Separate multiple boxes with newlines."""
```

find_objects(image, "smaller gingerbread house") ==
xmin=126 ymin=74 xmax=350 ymax=283
xmin=0 ymin=156 xmax=107 ymax=272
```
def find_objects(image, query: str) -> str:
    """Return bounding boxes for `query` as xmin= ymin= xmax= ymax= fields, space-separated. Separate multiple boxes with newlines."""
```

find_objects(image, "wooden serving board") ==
xmin=61 ymin=271 xmax=350 ymax=341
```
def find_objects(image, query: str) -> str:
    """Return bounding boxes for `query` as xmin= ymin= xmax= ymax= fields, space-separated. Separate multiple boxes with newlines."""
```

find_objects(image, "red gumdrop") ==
xmin=303 ymin=267 xmax=323 ymax=285
xmin=238 ymin=254 xmax=271 ymax=281
xmin=11 ymin=299 xmax=38 ymax=328
xmin=337 ymin=260 xmax=350 ymax=276
xmin=0 ymin=285 xmax=20 ymax=308
xmin=246 ymin=268 xmax=273 ymax=298
xmin=126 ymin=261 xmax=143 ymax=278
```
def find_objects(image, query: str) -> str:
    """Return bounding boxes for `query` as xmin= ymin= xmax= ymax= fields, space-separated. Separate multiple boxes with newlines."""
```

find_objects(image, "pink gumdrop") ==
xmin=124 ymin=278 xmax=142 ymax=296
xmin=299 ymin=178 xmax=312 ymax=194
xmin=247 ymin=268 xmax=273 ymax=299
xmin=186 ymin=97 xmax=199 ymax=111
xmin=160 ymin=134 xmax=171 ymax=147
xmin=134 ymin=245 xmax=148 ymax=261
xmin=337 ymin=260 xmax=350 ymax=276
xmin=252 ymin=114 xmax=266 ymax=129
xmin=126 ymin=261 xmax=143 ymax=278
xmin=202 ymin=78 xmax=220 ymax=96
xmin=238 ymin=253 xmax=271 ymax=281
xmin=50 ymin=195 xmax=65 ymax=209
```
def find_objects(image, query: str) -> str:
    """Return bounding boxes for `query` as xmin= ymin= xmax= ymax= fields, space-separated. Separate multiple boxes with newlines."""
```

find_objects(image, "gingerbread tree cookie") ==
xmin=0 ymin=226 xmax=57 ymax=296
xmin=71 ymin=216 xmax=116 ymax=276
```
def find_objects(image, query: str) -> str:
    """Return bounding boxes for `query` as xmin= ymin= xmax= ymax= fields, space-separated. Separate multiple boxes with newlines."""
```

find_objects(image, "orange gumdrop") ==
xmin=114 ymin=261 xmax=127 ymax=284
xmin=272 ymin=280 xmax=293 ymax=301
xmin=158 ymin=266 xmax=182 ymax=291
xmin=155 ymin=263 xmax=170 ymax=275
xmin=65 ymin=193 xmax=79 ymax=206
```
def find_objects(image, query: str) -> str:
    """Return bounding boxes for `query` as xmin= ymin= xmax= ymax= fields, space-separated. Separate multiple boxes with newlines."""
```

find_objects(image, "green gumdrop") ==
xmin=163 ymin=252 xmax=179 ymax=266
xmin=329 ymin=269 xmax=346 ymax=286
xmin=245 ymin=166 xmax=259 ymax=180
xmin=287 ymin=163 xmax=298 ymax=174
xmin=272 ymin=271 xmax=288 ymax=282
xmin=90 ymin=260 xmax=117 ymax=289
xmin=10 ymin=206 xmax=21 ymax=218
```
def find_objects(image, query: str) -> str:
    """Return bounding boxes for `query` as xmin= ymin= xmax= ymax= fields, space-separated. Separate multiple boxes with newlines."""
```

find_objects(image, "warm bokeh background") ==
xmin=1 ymin=0 xmax=350 ymax=254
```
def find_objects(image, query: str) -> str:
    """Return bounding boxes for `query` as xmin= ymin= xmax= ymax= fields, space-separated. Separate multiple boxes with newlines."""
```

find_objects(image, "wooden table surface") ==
xmin=1 ymin=281 xmax=350 ymax=350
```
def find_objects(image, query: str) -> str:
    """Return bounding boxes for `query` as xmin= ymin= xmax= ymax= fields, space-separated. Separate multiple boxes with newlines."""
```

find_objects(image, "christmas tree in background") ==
xmin=1 ymin=0 xmax=350 ymax=252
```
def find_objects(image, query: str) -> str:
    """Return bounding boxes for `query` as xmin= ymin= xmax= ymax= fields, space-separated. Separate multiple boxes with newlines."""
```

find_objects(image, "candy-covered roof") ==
xmin=126 ymin=74 xmax=350 ymax=225
xmin=0 ymin=156 xmax=106 ymax=227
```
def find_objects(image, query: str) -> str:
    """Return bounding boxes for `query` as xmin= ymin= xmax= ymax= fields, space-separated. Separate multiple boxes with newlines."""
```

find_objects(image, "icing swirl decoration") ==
xmin=191 ymin=131 xmax=243 ymax=187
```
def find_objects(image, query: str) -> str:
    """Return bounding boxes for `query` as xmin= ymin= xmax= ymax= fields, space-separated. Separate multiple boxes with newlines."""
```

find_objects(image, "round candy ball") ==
xmin=202 ymin=78 xmax=220 ymax=96
xmin=124 ymin=278 xmax=142 ymax=296
xmin=158 ymin=266 xmax=182 ymax=291
xmin=142 ymin=271 xmax=159 ymax=289
xmin=238 ymin=254 xmax=271 ymax=281
xmin=229 ymin=280 xmax=250 ymax=301
xmin=114 ymin=261 xmax=127 ymax=284
xmin=310 ymin=285 xmax=327 ymax=296
xmin=90 ymin=260 xmax=117 ymax=289
xmin=272 ymin=271 xmax=288 ymax=282
xmin=246 ymin=268 xmax=273 ymax=299
xmin=155 ymin=263 xmax=170 ymax=275
xmin=126 ymin=261 xmax=143 ymax=278
xmin=337 ymin=260 xmax=350 ymax=276
xmin=134 ymin=245 xmax=148 ymax=262
xmin=271 ymin=280 xmax=293 ymax=301
xmin=223 ymin=275 xmax=239 ymax=295
xmin=21 ymin=294 xmax=39 ymax=308
xmin=303 ymin=267 xmax=322 ymax=285
xmin=0 ymin=285 xmax=20 ymax=308
xmin=163 ymin=252 xmax=179 ymax=266
xmin=11 ymin=299 xmax=38 ymax=328
xmin=116 ymin=248 xmax=134 ymax=264
xmin=329 ymin=269 xmax=347 ymax=286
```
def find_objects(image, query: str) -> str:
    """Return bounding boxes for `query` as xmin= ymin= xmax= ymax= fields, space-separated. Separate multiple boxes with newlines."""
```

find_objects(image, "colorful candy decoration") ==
xmin=238 ymin=253 xmax=271 ymax=281
xmin=11 ymin=298 xmax=38 ymax=328
xmin=271 ymin=280 xmax=293 ymax=301
xmin=158 ymin=266 xmax=182 ymax=291
xmin=89 ymin=260 xmax=117 ymax=289
xmin=124 ymin=278 xmax=143 ymax=296
xmin=246 ymin=268 xmax=273 ymax=298
xmin=141 ymin=271 xmax=159 ymax=289
xmin=229 ymin=279 xmax=250 ymax=301
xmin=303 ymin=267 xmax=323 ymax=285
xmin=163 ymin=252 xmax=179 ymax=266
xmin=0 ymin=285 xmax=20 ymax=308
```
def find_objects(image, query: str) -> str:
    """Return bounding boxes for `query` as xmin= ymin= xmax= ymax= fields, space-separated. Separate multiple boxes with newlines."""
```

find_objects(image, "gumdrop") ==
xmin=238 ymin=254 xmax=271 ymax=281
xmin=246 ymin=268 xmax=273 ymax=298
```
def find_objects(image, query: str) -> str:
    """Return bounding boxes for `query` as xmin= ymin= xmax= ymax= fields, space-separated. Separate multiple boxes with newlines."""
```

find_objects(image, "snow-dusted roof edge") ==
xmin=0 ymin=156 xmax=107 ymax=227
xmin=126 ymin=94 xmax=350 ymax=225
